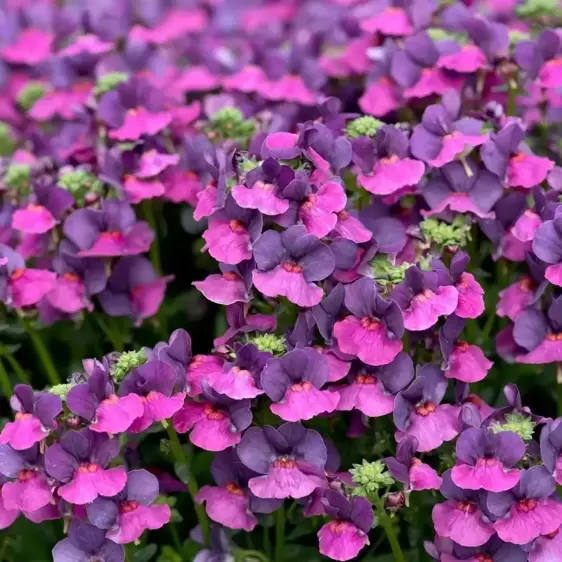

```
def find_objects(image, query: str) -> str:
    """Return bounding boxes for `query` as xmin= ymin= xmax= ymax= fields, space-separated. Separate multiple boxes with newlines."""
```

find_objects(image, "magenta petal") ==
xmin=546 ymin=263 xmax=562 ymax=287
xmin=332 ymin=212 xmax=372 ymax=243
xmin=511 ymin=211 xmax=542 ymax=243
xmin=124 ymin=177 xmax=166 ymax=204
xmin=437 ymin=45 xmax=487 ymax=73
xmin=337 ymin=380 xmax=395 ymax=417
xmin=12 ymin=205 xmax=56 ymax=234
xmin=203 ymin=219 xmax=252 ymax=265
xmin=445 ymin=344 xmax=493 ymax=383
xmin=530 ymin=531 xmax=562 ymax=562
xmin=2 ymin=473 xmax=51 ymax=512
xmin=109 ymin=108 xmax=172 ymax=141
xmin=187 ymin=356 xmax=224 ymax=397
xmin=207 ymin=367 xmax=264 ymax=399
xmin=318 ymin=521 xmax=368 ymax=562
xmin=359 ymin=79 xmax=400 ymax=117
xmin=404 ymin=68 xmax=464 ymax=99
xmin=333 ymin=316 xmax=403 ymax=366
xmin=539 ymin=58 xmax=562 ymax=89
xmin=432 ymin=502 xmax=494 ymax=547
xmin=409 ymin=463 xmax=442 ymax=491
xmin=321 ymin=351 xmax=351 ymax=382
xmin=0 ymin=496 xmax=18 ymax=529
xmin=402 ymin=286 xmax=459 ymax=331
xmin=193 ymin=273 xmax=249 ymax=305
xmin=299 ymin=181 xmax=346 ymax=238
xmin=223 ymin=65 xmax=268 ymax=94
xmin=46 ymin=277 xmax=89 ymax=315
xmin=172 ymin=402 xmax=205 ymax=433
xmin=196 ymin=485 xmax=257 ymax=531
xmin=271 ymin=386 xmax=339 ymax=422
xmin=248 ymin=467 xmax=317 ymax=499
xmin=108 ymin=504 xmax=171 ymax=544
xmin=455 ymin=273 xmax=485 ymax=319
xmin=10 ymin=269 xmax=56 ymax=308
xmin=193 ymin=184 xmax=218 ymax=221
xmin=359 ymin=158 xmax=425 ymax=196
xmin=253 ymin=267 xmax=324 ymax=307
xmin=90 ymin=394 xmax=144 ymax=434
xmin=451 ymin=462 xmax=520 ymax=492
xmin=429 ymin=133 xmax=488 ymax=168
xmin=59 ymin=466 xmax=127 ymax=505
xmin=423 ymin=193 xmax=495 ymax=219
xmin=0 ymin=416 xmax=48 ymax=450
xmin=137 ymin=151 xmax=179 ymax=178
xmin=129 ymin=392 xmax=185 ymax=433
xmin=497 ymin=279 xmax=535 ymax=321
xmin=232 ymin=184 xmax=290 ymax=216
xmin=516 ymin=337 xmax=562 ymax=364
xmin=361 ymin=7 xmax=413 ymax=36
xmin=508 ymin=154 xmax=555 ymax=189
xmin=132 ymin=277 xmax=172 ymax=323
xmin=1 ymin=30 xmax=53 ymax=65
xmin=189 ymin=417 xmax=241 ymax=452
xmin=24 ymin=502 xmax=60 ymax=524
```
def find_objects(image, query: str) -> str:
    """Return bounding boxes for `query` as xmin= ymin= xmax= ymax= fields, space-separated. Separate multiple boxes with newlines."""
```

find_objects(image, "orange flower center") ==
xmin=360 ymin=316 xmax=381 ymax=331
xmin=517 ymin=498 xmax=537 ymax=512
xmin=17 ymin=469 xmax=36 ymax=482
xmin=455 ymin=501 xmax=477 ymax=513
xmin=519 ymin=276 xmax=534 ymax=292
xmin=78 ymin=463 xmax=100 ymax=474
xmin=337 ymin=210 xmax=349 ymax=221
xmin=203 ymin=403 xmax=226 ymax=420
xmin=356 ymin=374 xmax=377 ymax=385
xmin=291 ymin=381 xmax=313 ymax=393
xmin=511 ymin=152 xmax=526 ymax=163
xmin=63 ymin=272 xmax=80 ymax=283
xmin=272 ymin=456 xmax=296 ymax=469
xmin=283 ymin=261 xmax=303 ymax=274
xmin=222 ymin=271 xmax=241 ymax=281
xmin=120 ymin=500 xmax=139 ymax=513
xmin=226 ymin=482 xmax=244 ymax=496
xmin=455 ymin=341 xmax=470 ymax=352
xmin=15 ymin=412 xmax=32 ymax=421
xmin=415 ymin=402 xmax=436 ymax=416
xmin=255 ymin=181 xmax=275 ymax=192
xmin=547 ymin=333 xmax=562 ymax=341
xmin=229 ymin=219 xmax=245 ymax=233
xmin=10 ymin=268 xmax=25 ymax=280
xmin=100 ymin=230 xmax=122 ymax=240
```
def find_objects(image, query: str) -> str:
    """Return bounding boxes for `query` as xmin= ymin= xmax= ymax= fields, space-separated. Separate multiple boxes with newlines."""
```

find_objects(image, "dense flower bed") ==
xmin=0 ymin=0 xmax=561 ymax=561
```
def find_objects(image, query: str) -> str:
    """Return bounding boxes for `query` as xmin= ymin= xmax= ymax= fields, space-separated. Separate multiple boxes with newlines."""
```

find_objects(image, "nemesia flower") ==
xmin=533 ymin=208 xmax=562 ymax=287
xmin=515 ymin=29 xmax=562 ymax=90
xmin=193 ymin=260 xmax=254 ymax=306
xmin=237 ymin=422 xmax=327 ymax=499
xmin=540 ymin=417 xmax=562 ymax=485
xmin=86 ymin=469 xmax=171 ymax=544
xmin=0 ymin=475 xmax=19 ymax=529
xmin=359 ymin=0 xmax=435 ymax=37
xmin=446 ymin=536 xmax=528 ymax=562
xmin=151 ymin=328 xmax=193 ymax=392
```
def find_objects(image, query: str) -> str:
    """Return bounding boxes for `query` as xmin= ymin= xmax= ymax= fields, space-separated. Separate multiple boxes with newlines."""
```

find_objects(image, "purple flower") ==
xmin=87 ymin=469 xmax=171 ymax=544
xmin=0 ymin=474 xmax=19 ymax=529
xmin=196 ymin=449 xmax=281 ymax=532
xmin=261 ymin=347 xmax=339 ymax=422
xmin=67 ymin=363 xmax=143 ymax=435
xmin=193 ymin=260 xmax=254 ymax=306
xmin=481 ymin=122 xmax=554 ymax=189
xmin=532 ymin=207 xmax=562 ymax=287
xmin=384 ymin=437 xmax=442 ymax=492
xmin=52 ymin=519 xmax=124 ymax=562
xmin=337 ymin=352 xmax=413 ymax=417
xmin=452 ymin=427 xmax=525 ymax=492
xmin=432 ymin=470 xmax=495 ymax=547
xmin=44 ymin=429 xmax=127 ymax=505
xmin=1 ymin=28 xmax=53 ymax=66
xmin=202 ymin=196 xmax=263 ymax=265
xmin=356 ymin=126 xmax=425 ymax=196
xmin=252 ymin=225 xmax=335 ymax=307
xmin=421 ymin=159 xmax=503 ymax=220
xmin=515 ymin=29 xmax=562 ymax=89
xmin=391 ymin=265 xmax=459 ymax=331
xmin=487 ymin=465 xmax=562 ymax=544
xmin=311 ymin=284 xmax=345 ymax=344
xmin=214 ymin=303 xmax=277 ymax=349
xmin=63 ymin=200 xmax=153 ymax=257
xmin=333 ymin=278 xmax=404 ymax=365
xmin=448 ymin=535 xmax=528 ymax=562
xmin=0 ymin=444 xmax=52 ymax=514
xmin=394 ymin=365 xmax=461 ymax=452
xmin=237 ymin=422 xmax=327 ymax=499
xmin=172 ymin=383 xmax=252 ymax=451
xmin=317 ymin=491 xmax=373 ymax=561
xmin=359 ymin=0 xmax=436 ymax=37
xmin=119 ymin=360 xmax=186 ymax=433
xmin=151 ymin=328 xmax=192 ymax=392
xmin=207 ymin=344 xmax=268 ymax=400
xmin=0 ymin=385 xmax=61 ymax=450
xmin=540 ymin=418 xmax=562 ymax=486
xmin=98 ymin=256 xmax=173 ymax=325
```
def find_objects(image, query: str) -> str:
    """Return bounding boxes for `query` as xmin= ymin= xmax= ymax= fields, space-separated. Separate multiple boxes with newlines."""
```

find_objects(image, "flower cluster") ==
xmin=0 ymin=0 xmax=560 ymax=560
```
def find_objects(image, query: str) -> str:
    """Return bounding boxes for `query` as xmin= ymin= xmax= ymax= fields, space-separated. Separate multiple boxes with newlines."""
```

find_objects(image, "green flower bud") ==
xmin=346 ymin=116 xmax=384 ymax=139
xmin=3 ymin=163 xmax=30 ymax=192
xmin=249 ymin=334 xmax=286 ymax=356
xmin=420 ymin=216 xmax=471 ymax=249
xmin=17 ymin=82 xmax=46 ymax=111
xmin=59 ymin=170 xmax=104 ymax=203
xmin=370 ymin=256 xmax=411 ymax=287
xmin=94 ymin=72 xmax=130 ymax=97
xmin=205 ymin=107 xmax=256 ymax=148
xmin=112 ymin=350 xmax=148 ymax=383
xmin=238 ymin=156 xmax=260 ymax=174
xmin=508 ymin=30 xmax=532 ymax=47
xmin=427 ymin=28 xmax=467 ymax=43
xmin=49 ymin=383 xmax=74 ymax=400
xmin=490 ymin=412 xmax=537 ymax=441
xmin=0 ymin=122 xmax=15 ymax=157
xmin=517 ymin=0 xmax=562 ymax=18
xmin=350 ymin=460 xmax=395 ymax=498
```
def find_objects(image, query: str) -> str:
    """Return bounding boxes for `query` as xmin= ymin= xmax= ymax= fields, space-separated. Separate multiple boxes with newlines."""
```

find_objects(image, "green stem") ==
xmin=94 ymin=315 xmax=124 ymax=352
xmin=235 ymin=550 xmax=270 ymax=562
xmin=0 ymin=346 xmax=30 ymax=384
xmin=165 ymin=424 xmax=210 ymax=547
xmin=22 ymin=319 xmax=60 ymax=385
xmin=142 ymin=200 xmax=162 ymax=276
xmin=169 ymin=521 xmax=182 ymax=554
xmin=274 ymin=503 xmax=285 ymax=562
xmin=263 ymin=523 xmax=272 ymax=558
xmin=0 ymin=357 xmax=12 ymax=398
xmin=373 ymin=495 xmax=406 ymax=562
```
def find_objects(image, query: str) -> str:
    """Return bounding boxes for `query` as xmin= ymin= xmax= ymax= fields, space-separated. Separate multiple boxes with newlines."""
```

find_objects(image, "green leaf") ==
xmin=157 ymin=546 xmax=183 ymax=562
xmin=132 ymin=544 xmax=158 ymax=562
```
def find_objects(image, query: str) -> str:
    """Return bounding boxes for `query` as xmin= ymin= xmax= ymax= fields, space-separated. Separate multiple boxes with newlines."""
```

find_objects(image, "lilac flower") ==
xmin=529 ymin=529 xmax=562 ymax=561
xmin=0 ymin=244 xmax=56 ymax=308
xmin=119 ymin=360 xmax=186 ymax=433
xmin=452 ymin=427 xmax=525 ymax=492
xmin=394 ymin=365 xmax=461 ymax=452
xmin=207 ymin=343 xmax=268 ymax=400
xmin=98 ymin=256 xmax=173 ymax=325
xmin=0 ymin=475 xmax=19 ymax=529
xmin=44 ymin=429 xmax=127 ymax=505
xmin=52 ymin=519 xmax=124 ymax=562
xmin=355 ymin=125 xmax=425 ymax=196
xmin=66 ymin=363 xmax=143 ymax=435
xmin=151 ymin=328 xmax=193 ymax=392
xmin=317 ymin=491 xmax=373 ymax=561
xmin=0 ymin=445 xmax=52 ymax=514
xmin=359 ymin=0 xmax=435 ymax=37
xmin=311 ymin=284 xmax=345 ymax=344
xmin=540 ymin=418 xmax=562 ymax=485
xmin=252 ymin=225 xmax=335 ymax=307
xmin=193 ymin=260 xmax=254 ymax=306
xmin=391 ymin=265 xmax=459 ymax=331
xmin=261 ymin=347 xmax=339 ymax=422
xmin=237 ymin=422 xmax=327 ymax=500
xmin=333 ymin=278 xmax=404 ymax=364
xmin=515 ymin=29 xmax=562 ymax=90
xmin=337 ymin=352 xmax=414 ymax=418
xmin=1 ymin=27 xmax=53 ymax=66
xmin=0 ymin=385 xmax=61 ymax=450
xmin=447 ymin=536 xmax=528 ymax=562
xmin=196 ymin=449 xmax=280 ymax=532
xmin=384 ymin=436 xmax=442 ymax=492
xmin=202 ymin=196 xmax=262 ymax=265
xmin=410 ymin=100 xmax=488 ymax=168
xmin=432 ymin=470 xmax=494 ymax=547
xmin=487 ymin=465 xmax=562 ymax=544
xmin=420 ymin=160 xmax=503 ymax=220
xmin=532 ymin=207 xmax=562 ymax=287
xmin=439 ymin=316 xmax=493 ymax=383
xmin=172 ymin=383 xmax=252 ymax=451
xmin=87 ymin=469 xmax=171 ymax=544
xmin=63 ymin=200 xmax=153 ymax=257
xmin=186 ymin=354 xmax=226 ymax=398
xmin=481 ymin=122 xmax=554 ymax=189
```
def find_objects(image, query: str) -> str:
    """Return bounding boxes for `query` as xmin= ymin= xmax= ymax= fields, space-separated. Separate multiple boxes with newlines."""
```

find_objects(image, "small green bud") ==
xmin=508 ymin=30 xmax=532 ymax=47
xmin=59 ymin=170 xmax=104 ymax=203
xmin=238 ymin=156 xmax=260 ymax=174
xmin=3 ymin=163 xmax=30 ymax=192
xmin=94 ymin=72 xmax=130 ymax=97
xmin=112 ymin=350 xmax=148 ymax=382
xmin=420 ymin=216 xmax=471 ymax=249
xmin=427 ymin=28 xmax=467 ymax=43
xmin=49 ymin=383 xmax=74 ymax=400
xmin=370 ymin=255 xmax=411 ymax=287
xmin=490 ymin=413 xmax=537 ymax=441
xmin=0 ymin=122 xmax=15 ymax=157
xmin=211 ymin=107 xmax=245 ymax=124
xmin=517 ymin=0 xmax=562 ymax=18
xmin=17 ymin=82 xmax=46 ymax=111
xmin=205 ymin=107 xmax=256 ymax=148
xmin=346 ymin=116 xmax=384 ymax=139
xmin=249 ymin=334 xmax=286 ymax=356
xmin=349 ymin=460 xmax=394 ymax=498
